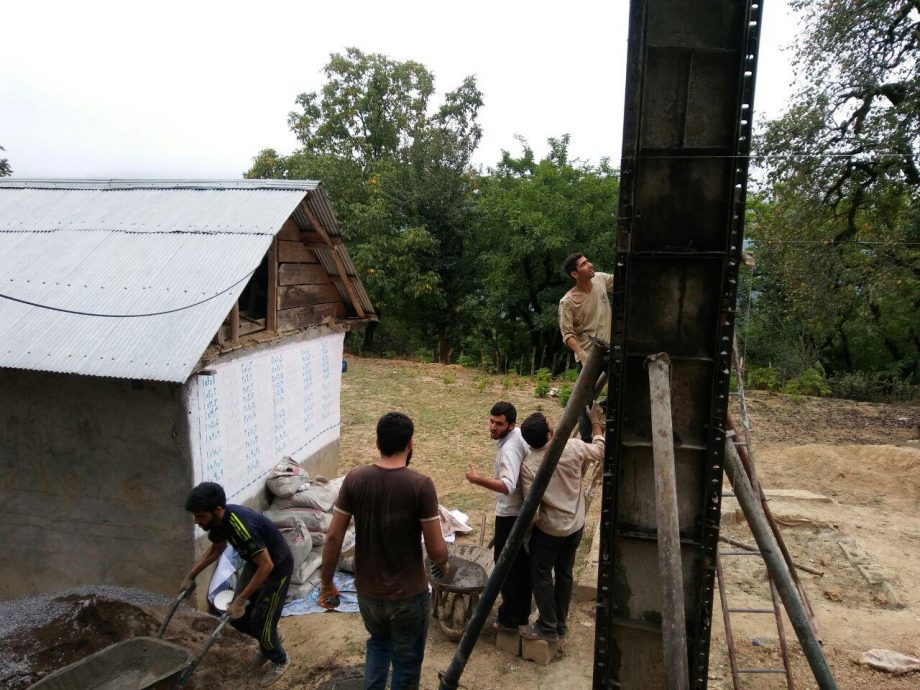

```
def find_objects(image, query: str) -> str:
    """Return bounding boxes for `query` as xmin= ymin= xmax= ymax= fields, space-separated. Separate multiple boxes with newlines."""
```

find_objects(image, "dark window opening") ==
xmin=238 ymin=250 xmax=270 ymax=325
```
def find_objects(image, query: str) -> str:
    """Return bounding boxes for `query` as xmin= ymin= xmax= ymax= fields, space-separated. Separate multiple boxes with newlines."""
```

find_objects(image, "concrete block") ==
xmin=521 ymin=637 xmax=560 ymax=665
xmin=495 ymin=630 xmax=521 ymax=656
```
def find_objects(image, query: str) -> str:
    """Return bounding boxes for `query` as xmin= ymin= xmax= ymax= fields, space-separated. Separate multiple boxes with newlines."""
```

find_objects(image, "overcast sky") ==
xmin=1 ymin=0 xmax=800 ymax=179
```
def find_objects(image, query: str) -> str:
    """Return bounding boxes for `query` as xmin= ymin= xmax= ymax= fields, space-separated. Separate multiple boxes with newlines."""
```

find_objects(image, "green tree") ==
xmin=751 ymin=0 xmax=920 ymax=380
xmin=0 ymin=146 xmax=11 ymax=177
xmin=467 ymin=137 xmax=619 ymax=372
xmin=246 ymin=49 xmax=483 ymax=360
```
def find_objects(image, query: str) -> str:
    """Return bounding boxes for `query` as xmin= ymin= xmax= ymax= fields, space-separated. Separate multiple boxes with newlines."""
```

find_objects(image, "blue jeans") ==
xmin=357 ymin=590 xmax=430 ymax=690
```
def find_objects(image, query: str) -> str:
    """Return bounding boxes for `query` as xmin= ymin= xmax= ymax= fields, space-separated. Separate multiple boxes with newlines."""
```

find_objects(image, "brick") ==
xmin=495 ymin=629 xmax=521 ymax=656
xmin=521 ymin=637 xmax=560 ymax=665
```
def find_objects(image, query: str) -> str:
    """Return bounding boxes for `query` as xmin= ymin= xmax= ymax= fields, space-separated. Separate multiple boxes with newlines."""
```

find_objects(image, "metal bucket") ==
xmin=428 ymin=543 xmax=494 ymax=641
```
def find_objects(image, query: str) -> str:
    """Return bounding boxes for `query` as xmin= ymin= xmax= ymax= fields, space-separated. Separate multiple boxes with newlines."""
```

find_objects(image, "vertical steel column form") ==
xmin=438 ymin=344 xmax=608 ymax=690
xmin=645 ymin=353 xmax=690 ymax=690
xmin=723 ymin=441 xmax=838 ymax=690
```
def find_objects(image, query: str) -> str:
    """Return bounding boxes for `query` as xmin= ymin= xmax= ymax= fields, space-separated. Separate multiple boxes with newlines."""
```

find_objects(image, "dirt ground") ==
xmin=5 ymin=356 xmax=919 ymax=688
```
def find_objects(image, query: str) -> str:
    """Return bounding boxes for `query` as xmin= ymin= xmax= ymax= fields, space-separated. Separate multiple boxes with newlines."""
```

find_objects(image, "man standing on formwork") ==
xmin=182 ymin=482 xmax=292 ymax=687
xmin=558 ymin=252 xmax=613 ymax=441
xmin=464 ymin=401 xmax=533 ymax=633
xmin=518 ymin=405 xmax=606 ymax=644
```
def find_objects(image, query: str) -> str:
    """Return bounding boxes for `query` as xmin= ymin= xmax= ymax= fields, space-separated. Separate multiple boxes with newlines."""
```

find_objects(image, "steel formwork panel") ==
xmin=594 ymin=0 xmax=763 ymax=687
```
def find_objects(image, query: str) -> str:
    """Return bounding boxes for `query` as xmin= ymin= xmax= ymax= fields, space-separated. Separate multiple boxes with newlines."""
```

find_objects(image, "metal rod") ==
xmin=720 ymin=536 xmax=824 ymax=577
xmin=156 ymin=587 xmax=192 ymax=639
xmin=646 ymin=353 xmax=690 ymax=690
xmin=770 ymin=578 xmax=797 ymax=689
xmin=724 ymin=441 xmax=838 ymax=689
xmin=728 ymin=415 xmax=821 ymax=629
xmin=437 ymin=344 xmax=607 ymax=690
xmin=716 ymin=553 xmax=742 ymax=690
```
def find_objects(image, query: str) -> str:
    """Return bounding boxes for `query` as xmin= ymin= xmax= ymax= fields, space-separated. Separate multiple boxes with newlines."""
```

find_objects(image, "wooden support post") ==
xmin=229 ymin=302 xmax=240 ymax=343
xmin=267 ymin=238 xmax=278 ymax=332
xmin=645 ymin=353 xmax=690 ymax=690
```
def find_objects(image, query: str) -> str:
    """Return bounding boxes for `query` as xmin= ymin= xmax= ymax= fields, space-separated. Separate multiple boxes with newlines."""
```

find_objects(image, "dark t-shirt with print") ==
xmin=334 ymin=464 xmax=440 ymax=600
xmin=208 ymin=504 xmax=293 ymax=573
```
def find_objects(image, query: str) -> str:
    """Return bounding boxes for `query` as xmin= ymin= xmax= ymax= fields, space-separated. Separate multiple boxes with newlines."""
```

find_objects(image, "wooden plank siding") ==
xmin=278 ymin=263 xmax=330 ymax=286
xmin=278 ymin=240 xmax=318 ymax=263
xmin=277 ymin=302 xmax=347 ymax=331
xmin=266 ymin=238 xmax=278 ymax=332
xmin=279 ymin=284 xmax=342 ymax=310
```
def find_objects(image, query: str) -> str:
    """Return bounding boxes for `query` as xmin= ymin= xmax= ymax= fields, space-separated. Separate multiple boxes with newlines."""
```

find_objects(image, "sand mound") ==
xmin=757 ymin=444 xmax=920 ymax=504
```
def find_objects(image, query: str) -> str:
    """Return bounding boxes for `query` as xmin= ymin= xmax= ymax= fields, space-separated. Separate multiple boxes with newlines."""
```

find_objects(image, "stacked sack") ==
xmin=264 ymin=456 xmax=356 ymax=600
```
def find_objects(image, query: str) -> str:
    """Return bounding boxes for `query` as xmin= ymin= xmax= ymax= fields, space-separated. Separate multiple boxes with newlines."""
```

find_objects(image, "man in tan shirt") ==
xmin=518 ymin=405 xmax=606 ymax=642
xmin=558 ymin=252 xmax=613 ymax=441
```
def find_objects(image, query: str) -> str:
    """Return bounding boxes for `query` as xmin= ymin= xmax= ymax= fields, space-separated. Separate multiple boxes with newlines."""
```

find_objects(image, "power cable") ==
xmin=0 ymin=269 xmax=256 ymax=318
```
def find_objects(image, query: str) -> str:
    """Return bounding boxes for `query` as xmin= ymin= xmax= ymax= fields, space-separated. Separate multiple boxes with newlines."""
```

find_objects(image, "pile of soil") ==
xmin=0 ymin=587 xmax=258 ymax=689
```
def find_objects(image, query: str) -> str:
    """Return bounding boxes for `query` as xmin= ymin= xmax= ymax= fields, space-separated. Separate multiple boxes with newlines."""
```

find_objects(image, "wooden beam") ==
xmin=278 ymin=240 xmax=318 ymax=263
xmin=329 ymin=246 xmax=365 ymax=318
xmin=267 ymin=238 xmax=278 ymax=332
xmin=277 ymin=302 xmax=346 ymax=331
xmin=279 ymin=263 xmax=330 ymax=286
xmin=279 ymin=284 xmax=342 ymax=310
xmin=298 ymin=200 xmax=334 ymax=245
xmin=230 ymin=302 xmax=240 ymax=342
xmin=298 ymin=201 xmax=366 ymax=318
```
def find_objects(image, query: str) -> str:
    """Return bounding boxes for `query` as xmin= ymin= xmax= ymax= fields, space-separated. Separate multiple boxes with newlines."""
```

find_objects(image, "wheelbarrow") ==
xmin=29 ymin=587 xmax=232 ymax=690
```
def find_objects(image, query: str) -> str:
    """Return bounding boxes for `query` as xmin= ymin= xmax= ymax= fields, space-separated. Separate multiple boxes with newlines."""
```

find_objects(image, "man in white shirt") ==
xmin=465 ymin=401 xmax=532 ymax=632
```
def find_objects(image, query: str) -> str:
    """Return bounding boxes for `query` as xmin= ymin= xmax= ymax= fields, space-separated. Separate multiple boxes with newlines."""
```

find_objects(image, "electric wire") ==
xmin=0 ymin=268 xmax=256 ymax=318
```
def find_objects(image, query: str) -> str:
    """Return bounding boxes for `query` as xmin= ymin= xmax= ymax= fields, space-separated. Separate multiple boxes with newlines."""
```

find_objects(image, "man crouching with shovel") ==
xmin=182 ymin=482 xmax=292 ymax=687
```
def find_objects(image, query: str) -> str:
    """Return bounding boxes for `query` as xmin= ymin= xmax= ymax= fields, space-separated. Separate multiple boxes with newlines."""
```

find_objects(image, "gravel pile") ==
xmin=0 ymin=585 xmax=173 ymax=638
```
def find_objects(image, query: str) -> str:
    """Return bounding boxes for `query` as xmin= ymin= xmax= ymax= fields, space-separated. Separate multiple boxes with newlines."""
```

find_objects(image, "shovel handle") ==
xmin=156 ymin=586 xmax=194 ymax=639
xmin=174 ymin=611 xmax=232 ymax=688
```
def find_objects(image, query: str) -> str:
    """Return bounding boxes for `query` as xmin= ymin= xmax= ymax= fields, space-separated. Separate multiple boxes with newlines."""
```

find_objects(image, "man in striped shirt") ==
xmin=183 ymin=482 xmax=293 ymax=687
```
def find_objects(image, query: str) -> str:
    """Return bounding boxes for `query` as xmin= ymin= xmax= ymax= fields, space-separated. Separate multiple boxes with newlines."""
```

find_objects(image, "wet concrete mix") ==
xmin=0 ymin=586 xmax=259 ymax=689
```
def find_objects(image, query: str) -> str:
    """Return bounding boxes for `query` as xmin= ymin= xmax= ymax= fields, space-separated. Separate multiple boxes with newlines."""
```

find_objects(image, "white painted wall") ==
xmin=184 ymin=332 xmax=344 ymax=504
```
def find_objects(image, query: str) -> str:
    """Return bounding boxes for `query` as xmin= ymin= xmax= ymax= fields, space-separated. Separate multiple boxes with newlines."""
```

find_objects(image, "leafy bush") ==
xmin=558 ymin=384 xmax=573 ymax=408
xmin=828 ymin=371 xmax=919 ymax=403
xmin=502 ymin=375 xmax=513 ymax=389
xmin=745 ymin=366 xmax=781 ymax=391
xmin=534 ymin=381 xmax=550 ymax=398
xmin=441 ymin=373 xmax=456 ymax=385
xmin=558 ymin=368 xmax=579 ymax=382
xmin=534 ymin=368 xmax=552 ymax=383
xmin=456 ymin=353 xmax=479 ymax=368
xmin=781 ymin=368 xmax=831 ymax=397
xmin=416 ymin=348 xmax=434 ymax=363
xmin=476 ymin=377 xmax=489 ymax=392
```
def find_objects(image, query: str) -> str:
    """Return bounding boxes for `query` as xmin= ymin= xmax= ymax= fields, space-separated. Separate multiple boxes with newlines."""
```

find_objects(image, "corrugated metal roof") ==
xmin=0 ymin=181 xmax=312 ymax=382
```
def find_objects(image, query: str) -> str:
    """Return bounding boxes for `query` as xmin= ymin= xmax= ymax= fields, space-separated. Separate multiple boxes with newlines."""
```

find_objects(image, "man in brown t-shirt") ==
xmin=318 ymin=412 xmax=448 ymax=690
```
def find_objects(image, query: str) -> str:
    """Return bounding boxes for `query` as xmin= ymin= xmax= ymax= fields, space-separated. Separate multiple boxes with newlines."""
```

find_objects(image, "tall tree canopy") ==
xmin=467 ymin=137 xmax=619 ymax=371
xmin=749 ymin=0 xmax=920 ymax=380
xmin=246 ymin=48 xmax=483 ymax=359
xmin=0 ymin=146 xmax=11 ymax=177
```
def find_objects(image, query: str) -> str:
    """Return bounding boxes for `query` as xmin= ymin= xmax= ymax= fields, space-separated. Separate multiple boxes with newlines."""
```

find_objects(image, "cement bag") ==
xmin=292 ymin=553 xmax=322 ymax=585
xmin=277 ymin=476 xmax=345 ymax=512
xmin=264 ymin=506 xmax=333 ymax=533
xmin=279 ymin=522 xmax=312 ymax=569
xmin=308 ymin=531 xmax=326 ymax=547
xmin=338 ymin=526 xmax=357 ymax=573
xmin=266 ymin=456 xmax=309 ymax=499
